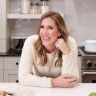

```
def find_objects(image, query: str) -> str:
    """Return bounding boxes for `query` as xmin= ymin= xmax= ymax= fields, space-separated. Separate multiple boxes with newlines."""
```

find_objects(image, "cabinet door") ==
xmin=4 ymin=70 xmax=18 ymax=83
xmin=4 ymin=57 xmax=20 ymax=70
xmin=0 ymin=57 xmax=3 ymax=82
xmin=4 ymin=57 xmax=20 ymax=82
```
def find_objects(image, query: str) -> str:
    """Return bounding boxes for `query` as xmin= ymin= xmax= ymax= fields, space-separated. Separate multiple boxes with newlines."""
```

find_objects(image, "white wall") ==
xmin=50 ymin=0 xmax=96 ymax=46
xmin=74 ymin=0 xmax=96 ymax=45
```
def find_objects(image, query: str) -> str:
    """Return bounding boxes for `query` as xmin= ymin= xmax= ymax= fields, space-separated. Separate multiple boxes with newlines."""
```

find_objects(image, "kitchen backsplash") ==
xmin=73 ymin=0 xmax=96 ymax=45
xmin=9 ymin=19 xmax=39 ymax=39
xmin=51 ymin=0 xmax=96 ymax=46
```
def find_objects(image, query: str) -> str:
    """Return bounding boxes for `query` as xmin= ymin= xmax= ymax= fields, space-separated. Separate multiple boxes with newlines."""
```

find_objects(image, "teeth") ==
xmin=43 ymin=37 xmax=50 ymax=40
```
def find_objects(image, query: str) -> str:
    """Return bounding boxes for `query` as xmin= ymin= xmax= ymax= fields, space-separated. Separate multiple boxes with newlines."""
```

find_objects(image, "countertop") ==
xmin=0 ymin=47 xmax=81 ymax=57
xmin=0 ymin=83 xmax=96 ymax=96
xmin=0 ymin=48 xmax=21 ymax=57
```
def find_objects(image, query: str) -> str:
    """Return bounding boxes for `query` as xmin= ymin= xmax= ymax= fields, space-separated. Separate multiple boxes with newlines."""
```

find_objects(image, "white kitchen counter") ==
xmin=0 ymin=83 xmax=96 ymax=96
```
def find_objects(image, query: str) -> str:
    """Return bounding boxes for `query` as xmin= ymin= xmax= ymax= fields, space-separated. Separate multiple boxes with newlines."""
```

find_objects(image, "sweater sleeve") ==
xmin=18 ymin=35 xmax=52 ymax=88
xmin=61 ymin=37 xmax=80 ymax=79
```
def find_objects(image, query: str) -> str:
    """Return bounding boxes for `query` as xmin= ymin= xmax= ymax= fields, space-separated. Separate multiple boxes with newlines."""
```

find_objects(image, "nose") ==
xmin=43 ymin=28 xmax=49 ymax=35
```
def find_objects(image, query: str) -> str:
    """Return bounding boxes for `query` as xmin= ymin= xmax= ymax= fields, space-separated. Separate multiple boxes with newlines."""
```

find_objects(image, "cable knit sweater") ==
xmin=18 ymin=35 xmax=79 ymax=87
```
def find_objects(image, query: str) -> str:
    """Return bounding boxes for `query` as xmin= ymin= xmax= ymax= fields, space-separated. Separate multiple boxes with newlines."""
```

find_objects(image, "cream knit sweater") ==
xmin=18 ymin=35 xmax=79 ymax=87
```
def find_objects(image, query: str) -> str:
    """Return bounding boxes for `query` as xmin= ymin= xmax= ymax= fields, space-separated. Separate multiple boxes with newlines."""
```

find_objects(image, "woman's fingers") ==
xmin=67 ymin=77 xmax=77 ymax=83
xmin=64 ymin=79 xmax=77 ymax=88
xmin=62 ymin=74 xmax=73 ymax=78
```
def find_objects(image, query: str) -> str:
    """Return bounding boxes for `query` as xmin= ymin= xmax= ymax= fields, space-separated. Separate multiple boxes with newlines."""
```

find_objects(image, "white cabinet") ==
xmin=0 ymin=0 xmax=41 ymax=52
xmin=4 ymin=70 xmax=18 ymax=83
xmin=4 ymin=57 xmax=20 ymax=83
xmin=0 ymin=57 xmax=4 ymax=82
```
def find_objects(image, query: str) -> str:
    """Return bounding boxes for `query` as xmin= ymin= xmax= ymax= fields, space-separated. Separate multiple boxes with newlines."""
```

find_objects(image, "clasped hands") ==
xmin=51 ymin=74 xmax=78 ymax=88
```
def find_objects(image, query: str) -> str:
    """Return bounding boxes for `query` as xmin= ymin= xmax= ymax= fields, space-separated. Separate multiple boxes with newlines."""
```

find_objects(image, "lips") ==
xmin=42 ymin=36 xmax=51 ymax=41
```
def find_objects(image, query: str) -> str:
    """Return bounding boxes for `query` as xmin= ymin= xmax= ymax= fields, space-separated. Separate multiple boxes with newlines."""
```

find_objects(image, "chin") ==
xmin=43 ymin=43 xmax=49 ymax=47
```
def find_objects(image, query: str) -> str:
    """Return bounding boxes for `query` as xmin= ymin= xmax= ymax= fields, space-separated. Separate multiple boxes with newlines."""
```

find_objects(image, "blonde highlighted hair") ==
xmin=34 ymin=11 xmax=69 ymax=66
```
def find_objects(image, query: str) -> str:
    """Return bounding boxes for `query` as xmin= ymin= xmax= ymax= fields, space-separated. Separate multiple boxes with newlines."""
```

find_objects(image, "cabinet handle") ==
xmin=16 ymin=62 xmax=19 ymax=65
xmin=16 ymin=80 xmax=19 ymax=83
xmin=82 ymin=71 xmax=96 ymax=75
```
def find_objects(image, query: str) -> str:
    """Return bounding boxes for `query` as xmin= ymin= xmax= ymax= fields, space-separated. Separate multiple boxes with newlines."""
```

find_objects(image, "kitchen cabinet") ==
xmin=0 ymin=57 xmax=4 ymax=82
xmin=0 ymin=0 xmax=41 ymax=53
xmin=3 ymin=57 xmax=20 ymax=83
xmin=6 ymin=0 xmax=42 ymax=50
xmin=4 ymin=70 xmax=18 ymax=83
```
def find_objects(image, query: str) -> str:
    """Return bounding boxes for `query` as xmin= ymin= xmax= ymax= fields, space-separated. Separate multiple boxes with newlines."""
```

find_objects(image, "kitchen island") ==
xmin=0 ymin=83 xmax=96 ymax=96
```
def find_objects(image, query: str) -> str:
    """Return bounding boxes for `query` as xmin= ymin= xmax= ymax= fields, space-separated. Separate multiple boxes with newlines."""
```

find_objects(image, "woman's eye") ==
xmin=40 ymin=25 xmax=44 ymax=28
xmin=48 ymin=26 xmax=53 ymax=29
xmin=40 ymin=25 xmax=53 ymax=30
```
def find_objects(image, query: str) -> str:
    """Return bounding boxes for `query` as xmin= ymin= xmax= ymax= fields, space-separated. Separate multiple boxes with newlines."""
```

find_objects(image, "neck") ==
xmin=44 ymin=46 xmax=56 ymax=53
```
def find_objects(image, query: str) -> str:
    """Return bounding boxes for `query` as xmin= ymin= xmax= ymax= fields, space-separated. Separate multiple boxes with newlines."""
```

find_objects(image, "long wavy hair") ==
xmin=34 ymin=11 xmax=69 ymax=67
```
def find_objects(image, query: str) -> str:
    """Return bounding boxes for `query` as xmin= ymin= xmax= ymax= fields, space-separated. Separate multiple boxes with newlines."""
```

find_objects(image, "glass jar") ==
xmin=10 ymin=0 xmax=21 ymax=13
xmin=21 ymin=0 xmax=30 ymax=14
xmin=40 ymin=0 xmax=49 ymax=14
xmin=30 ymin=2 xmax=40 ymax=14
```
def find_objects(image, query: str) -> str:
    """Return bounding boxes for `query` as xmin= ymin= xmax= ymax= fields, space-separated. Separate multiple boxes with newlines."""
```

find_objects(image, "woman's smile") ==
xmin=42 ymin=36 xmax=51 ymax=41
xmin=41 ymin=35 xmax=53 ymax=47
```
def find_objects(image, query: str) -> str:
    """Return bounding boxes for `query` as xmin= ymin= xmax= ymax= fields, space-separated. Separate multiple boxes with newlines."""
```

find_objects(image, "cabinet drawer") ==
xmin=4 ymin=69 xmax=18 ymax=83
xmin=0 ymin=57 xmax=3 ymax=69
xmin=4 ymin=57 xmax=20 ymax=70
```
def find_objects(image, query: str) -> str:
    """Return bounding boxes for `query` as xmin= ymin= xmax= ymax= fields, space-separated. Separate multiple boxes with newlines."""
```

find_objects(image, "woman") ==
xmin=18 ymin=11 xmax=80 ymax=88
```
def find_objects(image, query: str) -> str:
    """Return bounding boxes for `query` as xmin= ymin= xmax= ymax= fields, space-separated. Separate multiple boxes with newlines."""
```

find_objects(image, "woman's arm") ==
xmin=18 ymin=35 xmax=52 ymax=87
xmin=61 ymin=37 xmax=79 ymax=79
xmin=52 ymin=37 xmax=79 ymax=88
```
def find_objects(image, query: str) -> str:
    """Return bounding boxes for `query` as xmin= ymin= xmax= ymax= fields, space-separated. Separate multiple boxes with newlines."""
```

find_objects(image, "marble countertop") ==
xmin=0 ymin=83 xmax=96 ymax=96
xmin=0 ymin=47 xmax=81 ymax=57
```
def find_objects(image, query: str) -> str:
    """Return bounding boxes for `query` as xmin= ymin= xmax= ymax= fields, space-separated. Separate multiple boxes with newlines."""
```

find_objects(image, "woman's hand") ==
xmin=51 ymin=74 xmax=78 ymax=88
xmin=55 ymin=38 xmax=70 ymax=55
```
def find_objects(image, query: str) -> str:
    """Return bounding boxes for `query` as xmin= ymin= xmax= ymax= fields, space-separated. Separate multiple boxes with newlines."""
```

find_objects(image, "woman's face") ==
xmin=39 ymin=17 xmax=60 ymax=49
